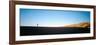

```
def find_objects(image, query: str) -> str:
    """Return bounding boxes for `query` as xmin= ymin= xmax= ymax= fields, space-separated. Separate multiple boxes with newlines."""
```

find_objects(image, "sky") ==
xmin=20 ymin=8 xmax=90 ymax=27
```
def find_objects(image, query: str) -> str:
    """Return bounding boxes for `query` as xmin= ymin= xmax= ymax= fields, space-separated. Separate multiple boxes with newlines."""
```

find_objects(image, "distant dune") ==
xmin=65 ymin=22 xmax=90 ymax=28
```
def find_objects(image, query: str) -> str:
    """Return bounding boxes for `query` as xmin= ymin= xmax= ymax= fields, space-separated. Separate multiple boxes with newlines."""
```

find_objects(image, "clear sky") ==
xmin=20 ymin=8 xmax=90 ymax=27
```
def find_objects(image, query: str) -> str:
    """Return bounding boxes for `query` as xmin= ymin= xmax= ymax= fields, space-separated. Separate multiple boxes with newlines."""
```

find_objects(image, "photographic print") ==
xmin=9 ymin=1 xmax=96 ymax=44
xmin=20 ymin=8 xmax=90 ymax=36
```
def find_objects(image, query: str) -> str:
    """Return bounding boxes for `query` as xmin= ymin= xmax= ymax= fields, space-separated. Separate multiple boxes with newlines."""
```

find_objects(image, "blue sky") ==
xmin=20 ymin=8 xmax=90 ymax=27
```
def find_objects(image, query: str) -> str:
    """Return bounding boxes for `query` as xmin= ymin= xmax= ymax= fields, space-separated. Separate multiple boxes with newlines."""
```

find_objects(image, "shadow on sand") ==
xmin=20 ymin=26 xmax=90 ymax=36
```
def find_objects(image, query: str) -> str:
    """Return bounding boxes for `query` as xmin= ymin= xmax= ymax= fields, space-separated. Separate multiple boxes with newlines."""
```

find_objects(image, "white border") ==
xmin=16 ymin=5 xmax=94 ymax=41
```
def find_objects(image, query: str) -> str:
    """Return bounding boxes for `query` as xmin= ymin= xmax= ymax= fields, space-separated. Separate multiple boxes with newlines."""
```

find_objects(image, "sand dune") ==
xmin=65 ymin=22 xmax=90 ymax=28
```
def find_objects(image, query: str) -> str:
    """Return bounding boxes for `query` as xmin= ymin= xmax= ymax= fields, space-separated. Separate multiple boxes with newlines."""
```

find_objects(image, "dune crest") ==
xmin=65 ymin=22 xmax=90 ymax=28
